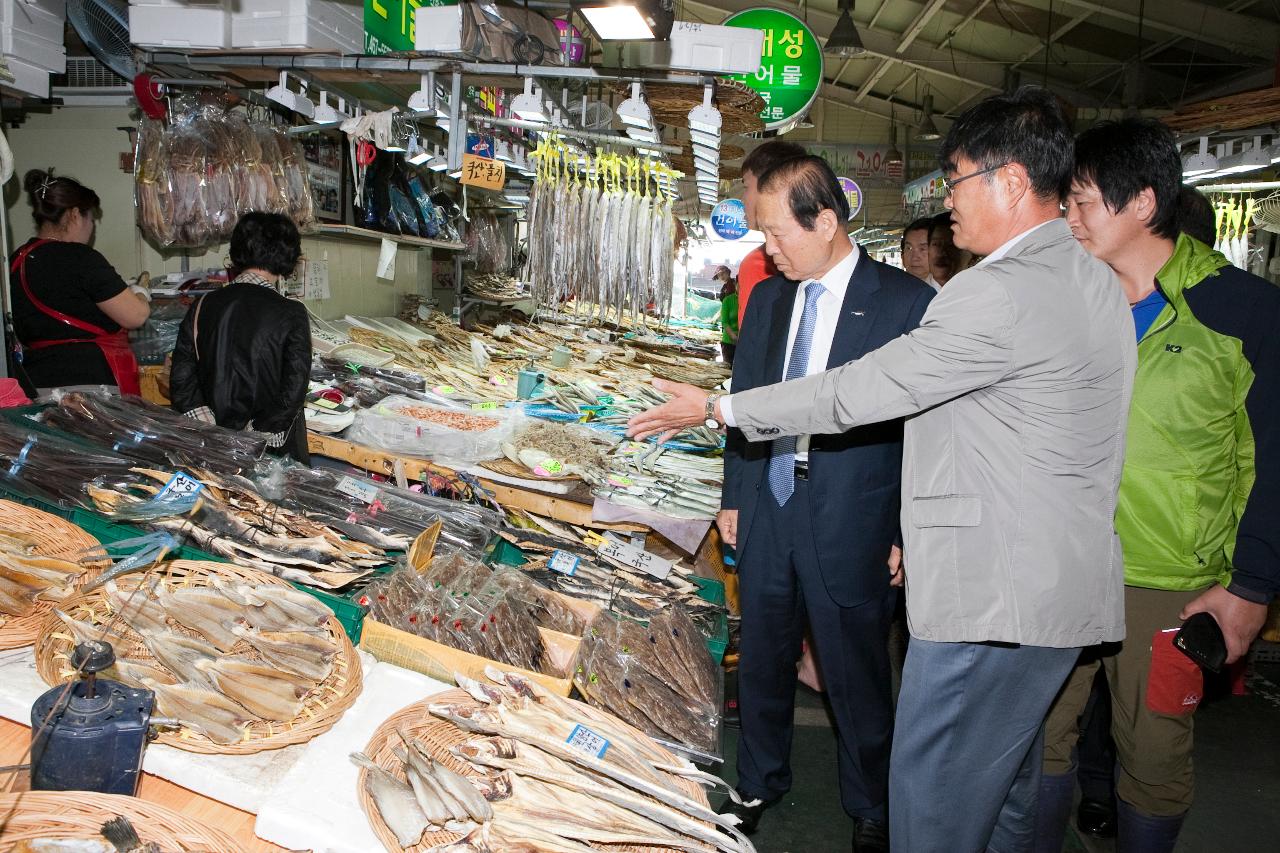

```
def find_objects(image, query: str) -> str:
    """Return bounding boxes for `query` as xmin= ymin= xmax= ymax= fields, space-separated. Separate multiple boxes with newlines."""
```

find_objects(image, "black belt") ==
xmin=794 ymin=461 xmax=809 ymax=480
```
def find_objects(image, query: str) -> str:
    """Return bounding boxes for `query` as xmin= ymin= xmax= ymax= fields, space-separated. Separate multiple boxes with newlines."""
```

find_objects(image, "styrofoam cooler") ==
xmin=128 ymin=0 xmax=231 ymax=49
xmin=1 ymin=0 xmax=67 ymax=73
xmin=231 ymin=0 xmax=362 ymax=52
xmin=3 ymin=55 xmax=51 ymax=97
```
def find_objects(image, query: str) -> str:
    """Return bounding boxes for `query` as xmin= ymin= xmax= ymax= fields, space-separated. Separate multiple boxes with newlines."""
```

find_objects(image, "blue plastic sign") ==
xmin=837 ymin=177 xmax=862 ymax=221
xmin=710 ymin=198 xmax=749 ymax=240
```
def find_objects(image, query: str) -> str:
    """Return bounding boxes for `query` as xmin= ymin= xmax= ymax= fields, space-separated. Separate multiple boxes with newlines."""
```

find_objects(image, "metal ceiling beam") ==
xmin=1012 ymin=0 xmax=1280 ymax=59
xmin=938 ymin=0 xmax=993 ymax=49
xmin=1006 ymin=10 xmax=1092 ymax=70
xmin=898 ymin=0 xmax=950 ymax=53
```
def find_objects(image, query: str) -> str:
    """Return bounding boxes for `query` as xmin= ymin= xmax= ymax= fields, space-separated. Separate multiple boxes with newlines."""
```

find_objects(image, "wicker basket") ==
xmin=0 ymin=501 xmax=107 ymax=651
xmin=33 ymin=560 xmax=362 ymax=755
xmin=0 ymin=790 xmax=246 ymax=852
xmin=356 ymin=689 xmax=711 ymax=852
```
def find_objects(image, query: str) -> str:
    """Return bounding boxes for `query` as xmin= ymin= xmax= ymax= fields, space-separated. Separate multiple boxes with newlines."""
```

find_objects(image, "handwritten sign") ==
xmin=597 ymin=536 xmax=674 ymax=580
xmin=460 ymin=153 xmax=505 ymax=190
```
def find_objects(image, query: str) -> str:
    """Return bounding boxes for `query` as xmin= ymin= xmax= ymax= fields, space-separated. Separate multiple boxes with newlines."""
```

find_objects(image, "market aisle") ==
xmin=0 ymin=717 xmax=295 ymax=853
xmin=719 ymin=659 xmax=1280 ymax=853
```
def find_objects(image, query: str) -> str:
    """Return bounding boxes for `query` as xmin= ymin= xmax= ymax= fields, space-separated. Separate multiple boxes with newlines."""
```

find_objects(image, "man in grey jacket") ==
xmin=629 ymin=86 xmax=1136 ymax=852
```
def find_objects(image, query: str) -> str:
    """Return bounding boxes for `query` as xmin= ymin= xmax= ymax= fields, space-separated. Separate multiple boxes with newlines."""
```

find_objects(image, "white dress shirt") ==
xmin=924 ymin=274 xmax=942 ymax=292
xmin=721 ymin=239 xmax=859 ymax=464
xmin=974 ymin=218 xmax=1060 ymax=268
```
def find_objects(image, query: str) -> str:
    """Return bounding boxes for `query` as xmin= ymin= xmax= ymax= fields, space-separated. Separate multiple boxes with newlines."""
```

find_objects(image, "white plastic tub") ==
xmin=231 ymin=0 xmax=361 ymax=52
xmin=128 ymin=4 xmax=231 ymax=48
xmin=1 ymin=0 xmax=66 ymax=73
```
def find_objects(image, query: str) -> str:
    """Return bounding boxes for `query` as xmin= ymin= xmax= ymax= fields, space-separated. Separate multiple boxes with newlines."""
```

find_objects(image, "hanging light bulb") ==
xmin=916 ymin=94 xmax=941 ymax=142
xmin=885 ymin=122 xmax=904 ymax=170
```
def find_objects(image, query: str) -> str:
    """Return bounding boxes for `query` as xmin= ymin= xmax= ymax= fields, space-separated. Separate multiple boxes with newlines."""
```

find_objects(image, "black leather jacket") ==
xmin=169 ymin=279 xmax=311 ymax=456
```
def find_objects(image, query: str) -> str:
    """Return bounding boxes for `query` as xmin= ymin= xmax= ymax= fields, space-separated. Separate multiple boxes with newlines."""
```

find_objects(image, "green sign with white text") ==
xmin=724 ymin=8 xmax=824 ymax=132
xmin=364 ymin=0 xmax=456 ymax=54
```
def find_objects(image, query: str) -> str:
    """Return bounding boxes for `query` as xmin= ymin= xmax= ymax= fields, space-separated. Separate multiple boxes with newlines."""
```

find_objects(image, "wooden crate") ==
xmin=359 ymin=619 xmax=580 ymax=696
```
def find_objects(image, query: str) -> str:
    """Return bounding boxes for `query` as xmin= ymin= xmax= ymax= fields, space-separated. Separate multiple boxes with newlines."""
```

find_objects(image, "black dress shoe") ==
xmin=852 ymin=817 xmax=889 ymax=853
xmin=717 ymin=793 xmax=769 ymax=835
xmin=1077 ymin=797 xmax=1117 ymax=838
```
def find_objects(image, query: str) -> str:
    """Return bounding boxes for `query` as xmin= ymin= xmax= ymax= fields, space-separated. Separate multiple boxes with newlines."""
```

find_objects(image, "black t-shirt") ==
xmin=9 ymin=238 xmax=129 ymax=387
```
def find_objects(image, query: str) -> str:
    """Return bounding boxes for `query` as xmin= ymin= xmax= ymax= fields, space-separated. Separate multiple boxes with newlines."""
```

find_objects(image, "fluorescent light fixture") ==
xmin=689 ymin=128 xmax=720 ymax=148
xmin=580 ymin=2 xmax=656 ymax=40
xmin=687 ymin=84 xmax=721 ymax=138
xmin=428 ymin=145 xmax=448 ymax=172
xmin=405 ymin=133 xmax=431 ymax=165
xmin=627 ymin=126 xmax=660 ymax=144
xmin=825 ymin=0 xmax=866 ymax=58
xmin=1182 ymin=137 xmax=1217 ymax=178
xmin=617 ymin=82 xmax=654 ymax=129
xmin=511 ymin=77 xmax=549 ymax=122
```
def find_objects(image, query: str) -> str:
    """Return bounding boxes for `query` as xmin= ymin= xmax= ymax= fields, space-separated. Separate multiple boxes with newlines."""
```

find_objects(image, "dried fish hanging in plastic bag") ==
xmin=134 ymin=118 xmax=174 ymax=247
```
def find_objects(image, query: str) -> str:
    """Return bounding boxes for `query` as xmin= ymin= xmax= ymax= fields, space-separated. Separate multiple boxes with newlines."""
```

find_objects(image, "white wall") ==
xmin=3 ymin=105 xmax=438 ymax=320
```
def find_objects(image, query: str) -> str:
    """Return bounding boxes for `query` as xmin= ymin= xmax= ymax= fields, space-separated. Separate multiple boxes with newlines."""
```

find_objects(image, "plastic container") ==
xmin=128 ymin=3 xmax=231 ymax=49
xmin=3 ymin=55 xmax=50 ymax=98
xmin=1 ymin=0 xmax=65 ymax=73
xmin=345 ymin=396 xmax=524 ymax=464
xmin=231 ymin=0 xmax=361 ymax=52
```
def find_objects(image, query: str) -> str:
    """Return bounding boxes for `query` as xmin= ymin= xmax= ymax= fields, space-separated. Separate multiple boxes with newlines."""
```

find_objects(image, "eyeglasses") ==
xmin=942 ymin=163 xmax=1009 ymax=196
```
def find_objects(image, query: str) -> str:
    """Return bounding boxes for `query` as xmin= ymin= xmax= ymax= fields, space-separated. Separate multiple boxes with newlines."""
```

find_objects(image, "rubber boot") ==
xmin=1032 ymin=771 xmax=1075 ymax=853
xmin=1116 ymin=799 xmax=1186 ymax=853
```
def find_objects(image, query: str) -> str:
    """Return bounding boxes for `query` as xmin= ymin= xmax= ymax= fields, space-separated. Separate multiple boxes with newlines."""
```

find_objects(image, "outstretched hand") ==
xmin=626 ymin=379 xmax=711 ymax=443
xmin=1179 ymin=583 xmax=1267 ymax=665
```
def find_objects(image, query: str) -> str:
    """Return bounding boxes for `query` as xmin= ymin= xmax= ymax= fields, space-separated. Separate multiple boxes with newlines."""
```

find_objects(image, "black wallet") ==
xmin=1174 ymin=611 xmax=1228 ymax=673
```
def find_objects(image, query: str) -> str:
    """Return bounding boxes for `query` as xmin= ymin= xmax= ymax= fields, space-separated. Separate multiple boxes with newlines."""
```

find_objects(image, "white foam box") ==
xmin=2 ymin=55 xmax=51 ymax=97
xmin=1 ymin=0 xmax=66 ymax=73
xmin=669 ymin=21 xmax=764 ymax=74
xmin=414 ymin=3 xmax=464 ymax=53
xmin=129 ymin=3 xmax=231 ymax=48
xmin=231 ymin=0 xmax=362 ymax=52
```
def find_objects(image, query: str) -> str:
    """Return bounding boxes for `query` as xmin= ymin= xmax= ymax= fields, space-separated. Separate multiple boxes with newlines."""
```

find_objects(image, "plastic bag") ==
xmin=134 ymin=118 xmax=174 ymax=247
xmin=345 ymin=395 xmax=524 ymax=464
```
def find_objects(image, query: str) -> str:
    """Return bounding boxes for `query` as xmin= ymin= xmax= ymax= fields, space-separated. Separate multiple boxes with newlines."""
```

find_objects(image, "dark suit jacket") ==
xmin=723 ymin=247 xmax=934 ymax=606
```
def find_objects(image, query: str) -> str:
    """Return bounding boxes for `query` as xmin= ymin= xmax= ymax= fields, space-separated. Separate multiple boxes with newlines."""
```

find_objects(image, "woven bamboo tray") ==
xmin=477 ymin=457 xmax=580 ymax=483
xmin=356 ymin=689 xmax=711 ymax=852
xmin=33 ymin=559 xmax=362 ymax=754
xmin=0 ymin=790 xmax=245 ymax=852
xmin=0 ymin=500 xmax=106 ymax=651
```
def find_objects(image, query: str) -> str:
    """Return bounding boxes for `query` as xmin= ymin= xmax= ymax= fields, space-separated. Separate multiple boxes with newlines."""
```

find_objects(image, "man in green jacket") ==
xmin=1036 ymin=118 xmax=1280 ymax=851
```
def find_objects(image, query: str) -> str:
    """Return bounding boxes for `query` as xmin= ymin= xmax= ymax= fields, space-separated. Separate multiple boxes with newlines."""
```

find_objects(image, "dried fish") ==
xmin=143 ymin=678 xmax=255 ymax=745
xmin=350 ymin=751 xmax=430 ymax=848
xmin=195 ymin=656 xmax=310 ymax=721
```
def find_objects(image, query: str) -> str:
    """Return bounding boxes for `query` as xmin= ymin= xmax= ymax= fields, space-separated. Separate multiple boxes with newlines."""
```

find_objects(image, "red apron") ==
xmin=10 ymin=239 xmax=141 ymax=396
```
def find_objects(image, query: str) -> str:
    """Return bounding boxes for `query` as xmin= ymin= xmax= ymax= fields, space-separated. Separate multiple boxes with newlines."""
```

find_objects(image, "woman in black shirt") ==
xmin=169 ymin=212 xmax=312 ymax=463
xmin=9 ymin=170 xmax=150 ymax=394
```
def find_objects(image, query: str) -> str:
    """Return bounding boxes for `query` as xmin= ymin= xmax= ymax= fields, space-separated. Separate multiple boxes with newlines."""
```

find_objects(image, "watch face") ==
xmin=705 ymin=418 xmax=720 ymax=429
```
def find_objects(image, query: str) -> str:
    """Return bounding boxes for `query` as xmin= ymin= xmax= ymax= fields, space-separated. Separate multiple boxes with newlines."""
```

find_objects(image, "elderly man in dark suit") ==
xmin=715 ymin=155 xmax=933 ymax=852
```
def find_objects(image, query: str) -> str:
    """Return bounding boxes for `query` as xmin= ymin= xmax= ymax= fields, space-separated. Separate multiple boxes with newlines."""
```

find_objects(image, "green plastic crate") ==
xmin=485 ymin=536 xmax=528 ymax=567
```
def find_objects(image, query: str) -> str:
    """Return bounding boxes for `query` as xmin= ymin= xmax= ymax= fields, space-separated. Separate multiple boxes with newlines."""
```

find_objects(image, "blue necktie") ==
xmin=768 ymin=280 xmax=825 ymax=506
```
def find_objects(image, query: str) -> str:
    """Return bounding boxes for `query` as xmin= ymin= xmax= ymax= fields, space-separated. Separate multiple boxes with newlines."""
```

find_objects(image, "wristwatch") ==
xmin=705 ymin=394 xmax=723 ymax=429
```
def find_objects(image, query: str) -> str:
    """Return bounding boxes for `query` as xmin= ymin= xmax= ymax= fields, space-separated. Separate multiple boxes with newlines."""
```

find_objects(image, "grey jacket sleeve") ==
xmin=730 ymin=273 xmax=1017 ymax=441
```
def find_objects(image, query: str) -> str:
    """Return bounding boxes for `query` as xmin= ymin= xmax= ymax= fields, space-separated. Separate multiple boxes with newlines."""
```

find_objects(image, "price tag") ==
xmin=534 ymin=459 xmax=565 ymax=477
xmin=617 ymin=442 xmax=646 ymax=457
xmin=565 ymin=723 xmax=610 ymax=759
xmin=335 ymin=475 xmax=380 ymax=505
xmin=489 ymin=375 xmax=510 ymax=387
xmin=471 ymin=402 xmax=499 ymax=411
xmin=607 ymin=474 xmax=634 ymax=487
xmin=596 ymin=395 xmax=614 ymax=405
xmin=157 ymin=471 xmax=203 ymax=500
xmin=313 ymin=397 xmax=339 ymax=410
xmin=548 ymin=550 xmax=579 ymax=576
xmin=433 ymin=385 xmax=458 ymax=396
xmin=596 ymin=537 xmax=674 ymax=580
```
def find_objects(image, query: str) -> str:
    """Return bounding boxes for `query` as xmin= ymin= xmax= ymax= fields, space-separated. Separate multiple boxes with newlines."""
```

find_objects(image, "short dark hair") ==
xmin=939 ymin=85 xmax=1074 ymax=201
xmin=757 ymin=155 xmax=850 ymax=230
xmin=23 ymin=169 xmax=100 ymax=228
xmin=1073 ymin=118 xmax=1181 ymax=241
xmin=1176 ymin=186 xmax=1215 ymax=246
xmin=901 ymin=217 xmax=933 ymax=249
xmin=741 ymin=140 xmax=807 ymax=180
xmin=229 ymin=212 xmax=302 ymax=277
xmin=928 ymin=212 xmax=953 ymax=242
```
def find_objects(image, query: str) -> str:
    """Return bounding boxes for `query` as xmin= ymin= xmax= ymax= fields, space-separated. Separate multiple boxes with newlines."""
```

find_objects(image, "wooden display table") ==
xmin=0 ymin=717 xmax=295 ymax=853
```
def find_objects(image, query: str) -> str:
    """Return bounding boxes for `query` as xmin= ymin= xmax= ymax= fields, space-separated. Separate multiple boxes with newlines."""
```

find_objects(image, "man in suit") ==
xmin=716 ymin=155 xmax=933 ymax=851
xmin=629 ymin=86 xmax=1135 ymax=852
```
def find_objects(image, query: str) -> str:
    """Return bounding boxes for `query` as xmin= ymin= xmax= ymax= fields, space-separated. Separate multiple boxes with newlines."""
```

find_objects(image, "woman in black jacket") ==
xmin=170 ymin=212 xmax=312 ymax=463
